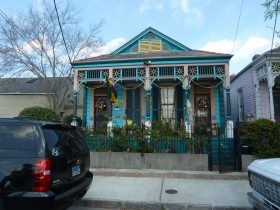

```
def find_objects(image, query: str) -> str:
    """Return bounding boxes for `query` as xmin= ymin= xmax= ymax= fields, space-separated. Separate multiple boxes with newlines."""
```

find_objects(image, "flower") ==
xmin=127 ymin=119 xmax=133 ymax=126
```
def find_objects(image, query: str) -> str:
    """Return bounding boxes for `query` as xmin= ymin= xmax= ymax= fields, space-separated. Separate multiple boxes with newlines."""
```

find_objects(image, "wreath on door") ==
xmin=95 ymin=99 xmax=107 ymax=111
xmin=197 ymin=98 xmax=209 ymax=112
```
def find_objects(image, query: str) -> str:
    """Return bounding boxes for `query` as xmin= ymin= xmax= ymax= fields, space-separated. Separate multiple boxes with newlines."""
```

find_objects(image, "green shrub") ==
xmin=19 ymin=106 xmax=60 ymax=122
xmin=63 ymin=114 xmax=82 ymax=126
xmin=240 ymin=118 xmax=280 ymax=158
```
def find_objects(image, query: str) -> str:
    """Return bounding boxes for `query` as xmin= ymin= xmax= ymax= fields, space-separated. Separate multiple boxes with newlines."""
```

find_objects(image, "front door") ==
xmin=94 ymin=96 xmax=108 ymax=130
xmin=194 ymin=95 xmax=211 ymax=135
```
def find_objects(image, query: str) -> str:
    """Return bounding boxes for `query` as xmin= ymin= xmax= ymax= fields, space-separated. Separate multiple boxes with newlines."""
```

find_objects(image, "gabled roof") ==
xmin=111 ymin=27 xmax=191 ymax=54
xmin=71 ymin=27 xmax=233 ymax=66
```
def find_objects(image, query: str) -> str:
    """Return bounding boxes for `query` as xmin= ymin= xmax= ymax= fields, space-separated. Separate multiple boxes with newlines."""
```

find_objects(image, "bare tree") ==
xmin=0 ymin=0 xmax=103 ymax=111
xmin=263 ymin=0 xmax=280 ymax=21
xmin=263 ymin=0 xmax=280 ymax=47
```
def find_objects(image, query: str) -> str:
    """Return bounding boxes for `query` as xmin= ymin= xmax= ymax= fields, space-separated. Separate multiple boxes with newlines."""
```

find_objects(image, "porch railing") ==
xmin=85 ymin=127 xmax=208 ymax=154
xmin=77 ymin=65 xmax=225 ymax=82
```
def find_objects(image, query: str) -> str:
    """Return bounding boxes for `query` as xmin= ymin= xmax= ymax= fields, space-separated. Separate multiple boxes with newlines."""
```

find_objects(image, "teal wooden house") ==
xmin=71 ymin=27 xmax=233 ymax=134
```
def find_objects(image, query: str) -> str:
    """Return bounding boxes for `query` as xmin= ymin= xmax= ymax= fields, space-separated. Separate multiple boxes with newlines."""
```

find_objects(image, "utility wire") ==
xmin=53 ymin=0 xmax=72 ymax=63
xmin=231 ymin=0 xmax=244 ymax=54
xmin=0 ymin=9 xmax=42 ymax=56
xmin=0 ymin=7 xmax=73 ymax=81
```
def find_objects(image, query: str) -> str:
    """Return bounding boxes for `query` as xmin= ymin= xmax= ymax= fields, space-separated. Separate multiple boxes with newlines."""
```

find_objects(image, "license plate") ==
xmin=72 ymin=165 xmax=80 ymax=176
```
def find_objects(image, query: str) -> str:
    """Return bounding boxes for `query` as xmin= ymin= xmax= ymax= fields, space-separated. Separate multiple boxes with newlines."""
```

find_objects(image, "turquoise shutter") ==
xmin=176 ymin=85 xmax=184 ymax=128
xmin=126 ymin=88 xmax=141 ymax=125
xmin=152 ymin=86 xmax=160 ymax=120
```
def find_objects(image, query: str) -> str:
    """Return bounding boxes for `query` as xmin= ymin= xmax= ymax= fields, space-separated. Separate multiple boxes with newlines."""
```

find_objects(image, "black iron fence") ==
xmin=84 ymin=122 xmax=243 ymax=172
xmin=85 ymin=126 xmax=208 ymax=154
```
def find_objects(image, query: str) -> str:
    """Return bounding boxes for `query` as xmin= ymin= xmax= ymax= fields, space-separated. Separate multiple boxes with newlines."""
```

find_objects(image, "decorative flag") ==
xmin=106 ymin=76 xmax=118 ymax=103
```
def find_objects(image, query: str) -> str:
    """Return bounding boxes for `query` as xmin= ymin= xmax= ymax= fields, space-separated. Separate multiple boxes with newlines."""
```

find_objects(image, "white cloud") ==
xmin=230 ymin=37 xmax=270 ymax=74
xmin=232 ymin=37 xmax=270 ymax=62
xmin=200 ymin=37 xmax=271 ymax=75
xmin=170 ymin=0 xmax=203 ymax=25
xmin=89 ymin=37 xmax=126 ymax=57
xmin=101 ymin=37 xmax=126 ymax=54
xmin=140 ymin=0 xmax=163 ymax=12
xmin=139 ymin=0 xmax=203 ymax=25
xmin=200 ymin=39 xmax=234 ymax=54
xmin=22 ymin=41 xmax=38 ymax=54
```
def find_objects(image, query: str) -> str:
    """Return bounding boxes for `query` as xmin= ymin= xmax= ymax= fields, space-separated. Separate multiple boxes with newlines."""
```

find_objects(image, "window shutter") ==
xmin=139 ymin=40 xmax=161 ymax=52
xmin=176 ymin=85 xmax=184 ymax=127
xmin=134 ymin=88 xmax=141 ymax=125
xmin=126 ymin=89 xmax=141 ymax=126
xmin=126 ymin=90 xmax=133 ymax=121
xmin=152 ymin=86 xmax=160 ymax=120
xmin=150 ymin=41 xmax=161 ymax=52
xmin=139 ymin=41 xmax=149 ymax=53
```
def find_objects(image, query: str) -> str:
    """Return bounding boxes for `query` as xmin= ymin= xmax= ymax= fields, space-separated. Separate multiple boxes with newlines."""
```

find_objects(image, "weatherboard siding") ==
xmin=0 ymin=94 xmax=49 ymax=117
xmin=230 ymin=68 xmax=256 ymax=122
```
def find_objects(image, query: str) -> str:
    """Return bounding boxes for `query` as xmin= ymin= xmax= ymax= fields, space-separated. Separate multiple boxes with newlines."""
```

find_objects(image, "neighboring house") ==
xmin=71 ymin=27 xmax=233 ymax=134
xmin=231 ymin=48 xmax=280 ymax=123
xmin=0 ymin=77 xmax=83 ymax=118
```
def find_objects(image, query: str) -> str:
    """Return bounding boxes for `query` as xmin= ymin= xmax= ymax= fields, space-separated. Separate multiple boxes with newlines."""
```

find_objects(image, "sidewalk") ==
xmin=76 ymin=169 xmax=253 ymax=210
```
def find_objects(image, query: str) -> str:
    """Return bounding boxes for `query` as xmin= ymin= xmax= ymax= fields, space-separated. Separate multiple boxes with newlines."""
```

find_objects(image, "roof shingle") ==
xmin=73 ymin=50 xmax=233 ymax=64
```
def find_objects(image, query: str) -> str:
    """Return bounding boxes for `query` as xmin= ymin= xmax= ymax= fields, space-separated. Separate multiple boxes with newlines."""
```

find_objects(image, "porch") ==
xmin=77 ymin=63 xmax=230 ymax=134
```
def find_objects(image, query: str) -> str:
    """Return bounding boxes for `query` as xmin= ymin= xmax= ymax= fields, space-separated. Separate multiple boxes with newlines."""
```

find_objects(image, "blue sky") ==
xmin=0 ymin=0 xmax=279 ymax=75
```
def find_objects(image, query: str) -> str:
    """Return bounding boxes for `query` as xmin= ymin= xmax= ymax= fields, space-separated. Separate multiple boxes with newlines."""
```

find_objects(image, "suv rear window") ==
xmin=0 ymin=125 xmax=35 ymax=150
xmin=43 ymin=126 xmax=87 ymax=154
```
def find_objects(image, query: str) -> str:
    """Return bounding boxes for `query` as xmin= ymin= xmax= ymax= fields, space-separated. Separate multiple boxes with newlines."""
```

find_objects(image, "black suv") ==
xmin=0 ymin=118 xmax=93 ymax=210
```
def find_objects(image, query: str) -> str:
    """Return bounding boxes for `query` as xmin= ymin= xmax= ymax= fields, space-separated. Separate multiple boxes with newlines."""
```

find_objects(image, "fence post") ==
xmin=235 ymin=121 xmax=242 ymax=171
xmin=207 ymin=129 xmax=212 ymax=171
xmin=218 ymin=127 xmax=221 ymax=173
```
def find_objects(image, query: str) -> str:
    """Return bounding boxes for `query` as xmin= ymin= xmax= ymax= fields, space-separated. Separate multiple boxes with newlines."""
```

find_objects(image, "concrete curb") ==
xmin=75 ymin=199 xmax=253 ymax=210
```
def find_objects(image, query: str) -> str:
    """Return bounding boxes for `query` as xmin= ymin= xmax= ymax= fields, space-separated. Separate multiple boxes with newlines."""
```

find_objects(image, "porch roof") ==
xmin=72 ymin=50 xmax=233 ymax=66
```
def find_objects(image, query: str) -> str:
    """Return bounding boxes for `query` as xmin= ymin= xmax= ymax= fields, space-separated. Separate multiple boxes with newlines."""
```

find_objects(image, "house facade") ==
xmin=230 ymin=48 xmax=280 ymax=123
xmin=71 ymin=27 xmax=233 ymax=134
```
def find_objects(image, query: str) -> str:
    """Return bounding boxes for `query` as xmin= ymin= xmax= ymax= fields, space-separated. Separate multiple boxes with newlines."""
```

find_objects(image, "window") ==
xmin=139 ymin=40 xmax=161 ymax=52
xmin=161 ymin=86 xmax=175 ymax=126
xmin=238 ymin=89 xmax=244 ymax=121
xmin=0 ymin=125 xmax=35 ymax=150
xmin=43 ymin=127 xmax=87 ymax=156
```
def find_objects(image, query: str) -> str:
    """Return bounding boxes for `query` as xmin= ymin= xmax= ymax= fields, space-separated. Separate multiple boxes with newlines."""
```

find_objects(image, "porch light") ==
xmin=144 ymin=60 xmax=151 ymax=65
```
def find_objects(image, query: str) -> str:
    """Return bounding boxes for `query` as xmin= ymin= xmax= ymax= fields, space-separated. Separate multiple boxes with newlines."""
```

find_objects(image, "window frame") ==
xmin=160 ymin=86 xmax=175 ymax=125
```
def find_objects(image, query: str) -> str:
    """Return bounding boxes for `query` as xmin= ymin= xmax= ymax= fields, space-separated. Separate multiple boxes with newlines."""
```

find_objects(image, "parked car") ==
xmin=247 ymin=158 xmax=280 ymax=209
xmin=0 ymin=118 xmax=93 ymax=210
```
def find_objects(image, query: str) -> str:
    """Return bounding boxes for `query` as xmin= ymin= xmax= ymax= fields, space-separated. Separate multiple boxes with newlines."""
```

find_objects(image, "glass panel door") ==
xmin=194 ymin=95 xmax=211 ymax=135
